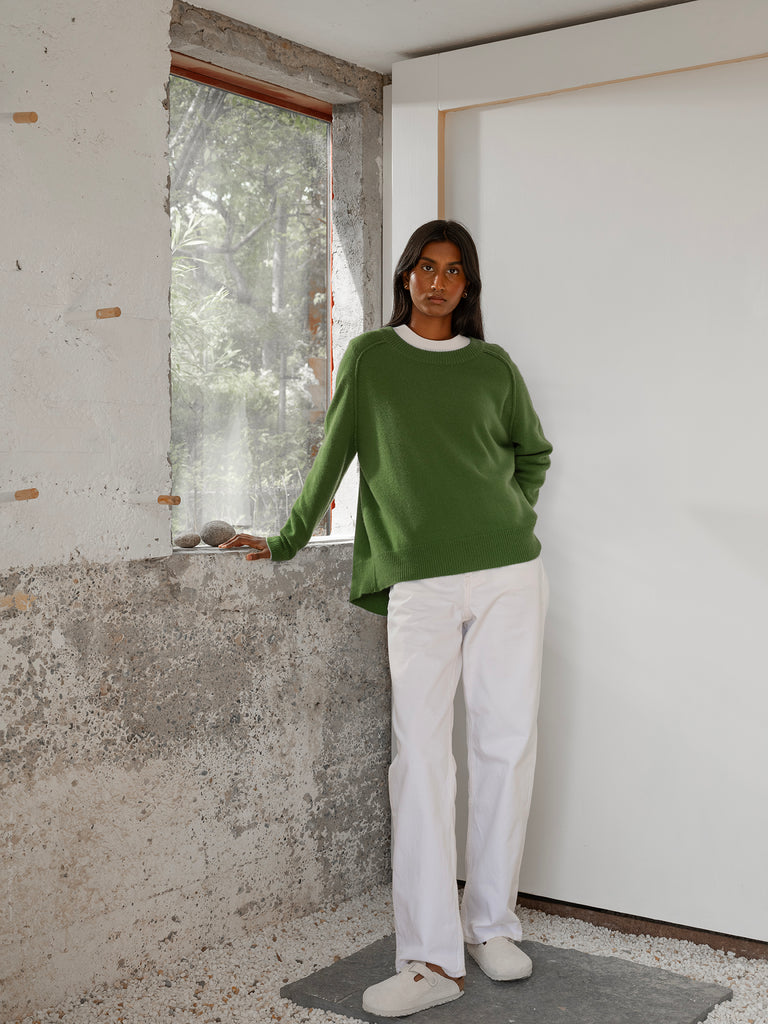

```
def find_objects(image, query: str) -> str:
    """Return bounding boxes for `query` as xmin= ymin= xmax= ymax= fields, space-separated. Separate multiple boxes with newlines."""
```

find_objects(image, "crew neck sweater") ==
xmin=267 ymin=326 xmax=552 ymax=615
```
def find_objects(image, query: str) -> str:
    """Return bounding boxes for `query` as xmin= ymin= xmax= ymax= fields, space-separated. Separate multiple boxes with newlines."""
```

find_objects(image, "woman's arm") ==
xmin=509 ymin=365 xmax=552 ymax=508
xmin=258 ymin=342 xmax=359 ymax=562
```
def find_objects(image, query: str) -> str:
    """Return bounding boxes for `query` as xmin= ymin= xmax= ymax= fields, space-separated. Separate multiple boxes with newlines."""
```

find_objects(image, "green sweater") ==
xmin=267 ymin=327 xmax=552 ymax=615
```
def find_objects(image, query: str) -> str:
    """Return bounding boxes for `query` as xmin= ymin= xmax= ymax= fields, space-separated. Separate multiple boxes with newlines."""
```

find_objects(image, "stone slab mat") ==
xmin=280 ymin=933 xmax=732 ymax=1023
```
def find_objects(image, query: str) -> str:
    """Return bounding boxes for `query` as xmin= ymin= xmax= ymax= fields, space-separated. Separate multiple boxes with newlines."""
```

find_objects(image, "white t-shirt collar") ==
xmin=393 ymin=323 xmax=470 ymax=352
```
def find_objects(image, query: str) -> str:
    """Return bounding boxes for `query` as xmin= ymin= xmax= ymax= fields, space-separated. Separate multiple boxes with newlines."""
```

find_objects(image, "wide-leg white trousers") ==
xmin=387 ymin=557 xmax=548 ymax=978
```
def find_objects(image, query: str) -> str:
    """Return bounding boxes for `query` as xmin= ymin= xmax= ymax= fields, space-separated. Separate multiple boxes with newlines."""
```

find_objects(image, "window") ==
xmin=168 ymin=59 xmax=332 ymax=541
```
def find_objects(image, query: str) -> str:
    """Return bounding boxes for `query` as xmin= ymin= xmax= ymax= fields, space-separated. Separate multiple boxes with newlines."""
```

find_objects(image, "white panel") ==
xmin=445 ymin=56 xmax=768 ymax=940
xmin=390 ymin=55 xmax=440 ymax=269
xmin=436 ymin=0 xmax=768 ymax=111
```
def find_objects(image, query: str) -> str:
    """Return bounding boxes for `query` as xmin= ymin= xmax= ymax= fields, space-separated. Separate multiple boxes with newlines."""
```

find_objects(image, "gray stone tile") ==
xmin=280 ymin=934 xmax=732 ymax=1023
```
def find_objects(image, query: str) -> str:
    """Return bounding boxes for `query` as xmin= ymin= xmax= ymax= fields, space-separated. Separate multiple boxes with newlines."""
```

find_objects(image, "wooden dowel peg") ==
xmin=0 ymin=487 xmax=39 ymax=503
xmin=65 ymin=307 xmax=121 ymax=323
xmin=10 ymin=112 xmax=38 ymax=124
xmin=131 ymin=494 xmax=181 ymax=507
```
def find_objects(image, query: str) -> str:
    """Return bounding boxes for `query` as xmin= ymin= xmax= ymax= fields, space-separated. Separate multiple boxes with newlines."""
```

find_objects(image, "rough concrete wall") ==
xmin=170 ymin=1 xmax=385 ymax=109
xmin=1 ymin=3 xmax=391 ymax=1018
xmin=1 ymin=0 xmax=173 ymax=573
xmin=1 ymin=548 xmax=390 ymax=1017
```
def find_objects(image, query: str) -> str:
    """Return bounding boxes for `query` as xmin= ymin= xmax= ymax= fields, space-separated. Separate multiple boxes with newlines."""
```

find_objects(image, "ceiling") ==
xmin=200 ymin=0 xmax=695 ymax=74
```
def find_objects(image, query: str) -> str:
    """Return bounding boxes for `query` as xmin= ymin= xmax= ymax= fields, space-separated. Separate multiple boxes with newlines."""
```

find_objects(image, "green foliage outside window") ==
xmin=169 ymin=74 xmax=329 ymax=538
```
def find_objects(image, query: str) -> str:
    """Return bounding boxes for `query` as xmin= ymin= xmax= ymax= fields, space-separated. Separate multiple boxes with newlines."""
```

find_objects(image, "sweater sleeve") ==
xmin=509 ymin=364 xmax=552 ymax=509
xmin=266 ymin=343 xmax=358 ymax=561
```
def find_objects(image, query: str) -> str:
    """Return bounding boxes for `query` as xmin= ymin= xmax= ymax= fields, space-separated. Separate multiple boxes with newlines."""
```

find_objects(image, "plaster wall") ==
xmin=1 ymin=0 xmax=389 ymax=1017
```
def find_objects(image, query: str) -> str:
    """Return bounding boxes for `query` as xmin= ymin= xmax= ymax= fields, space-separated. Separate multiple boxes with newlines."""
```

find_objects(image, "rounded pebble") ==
xmin=173 ymin=533 xmax=201 ymax=548
xmin=199 ymin=520 xmax=236 ymax=546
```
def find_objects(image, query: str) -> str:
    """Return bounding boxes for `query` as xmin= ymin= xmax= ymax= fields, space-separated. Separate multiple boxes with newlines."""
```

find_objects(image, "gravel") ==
xmin=11 ymin=886 xmax=768 ymax=1023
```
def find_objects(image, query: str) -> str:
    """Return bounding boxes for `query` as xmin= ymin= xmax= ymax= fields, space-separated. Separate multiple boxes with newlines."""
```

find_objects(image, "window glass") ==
xmin=169 ymin=73 xmax=329 ymax=539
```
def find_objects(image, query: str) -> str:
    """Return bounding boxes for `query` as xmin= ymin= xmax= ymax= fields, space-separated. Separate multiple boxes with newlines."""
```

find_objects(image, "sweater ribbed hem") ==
xmin=351 ymin=531 xmax=542 ymax=616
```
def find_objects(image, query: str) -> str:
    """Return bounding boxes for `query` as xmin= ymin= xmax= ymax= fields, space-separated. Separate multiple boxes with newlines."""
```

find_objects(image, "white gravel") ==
xmin=11 ymin=886 xmax=768 ymax=1023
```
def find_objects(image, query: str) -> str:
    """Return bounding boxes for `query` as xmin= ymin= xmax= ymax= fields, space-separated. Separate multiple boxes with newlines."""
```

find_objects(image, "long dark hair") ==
xmin=386 ymin=219 xmax=484 ymax=340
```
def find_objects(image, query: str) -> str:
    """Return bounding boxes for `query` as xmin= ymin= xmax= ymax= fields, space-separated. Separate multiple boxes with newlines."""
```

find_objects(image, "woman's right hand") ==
xmin=218 ymin=533 xmax=272 ymax=561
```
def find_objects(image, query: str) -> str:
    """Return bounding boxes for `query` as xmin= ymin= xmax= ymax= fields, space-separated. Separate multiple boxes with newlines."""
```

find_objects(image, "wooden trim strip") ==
xmin=437 ymin=110 xmax=446 ymax=220
xmin=518 ymin=894 xmax=768 ymax=961
xmin=170 ymin=52 xmax=332 ymax=122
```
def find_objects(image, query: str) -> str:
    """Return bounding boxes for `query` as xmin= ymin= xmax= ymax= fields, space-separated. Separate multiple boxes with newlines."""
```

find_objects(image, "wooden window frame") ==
xmin=170 ymin=52 xmax=332 ymax=123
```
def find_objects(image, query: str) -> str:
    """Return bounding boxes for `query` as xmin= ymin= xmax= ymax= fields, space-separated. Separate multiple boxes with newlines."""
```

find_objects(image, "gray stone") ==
xmin=199 ymin=520 xmax=235 ymax=546
xmin=280 ymin=933 xmax=733 ymax=1024
xmin=173 ymin=533 xmax=201 ymax=548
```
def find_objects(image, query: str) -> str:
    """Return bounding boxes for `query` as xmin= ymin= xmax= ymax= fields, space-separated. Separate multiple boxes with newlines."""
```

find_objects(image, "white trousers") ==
xmin=387 ymin=558 xmax=548 ymax=978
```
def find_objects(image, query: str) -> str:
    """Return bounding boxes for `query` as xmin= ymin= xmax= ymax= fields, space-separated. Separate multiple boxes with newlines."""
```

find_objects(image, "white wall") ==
xmin=391 ymin=0 xmax=768 ymax=941
xmin=447 ymin=55 xmax=768 ymax=940
xmin=2 ymin=0 xmax=174 ymax=572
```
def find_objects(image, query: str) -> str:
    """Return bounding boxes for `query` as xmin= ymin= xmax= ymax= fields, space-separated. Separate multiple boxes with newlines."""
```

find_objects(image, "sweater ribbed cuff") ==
xmin=266 ymin=535 xmax=291 ymax=561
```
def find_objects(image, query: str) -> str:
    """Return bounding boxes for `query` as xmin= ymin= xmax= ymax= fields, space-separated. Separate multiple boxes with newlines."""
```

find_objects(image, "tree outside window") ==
xmin=169 ymin=72 xmax=330 ymax=539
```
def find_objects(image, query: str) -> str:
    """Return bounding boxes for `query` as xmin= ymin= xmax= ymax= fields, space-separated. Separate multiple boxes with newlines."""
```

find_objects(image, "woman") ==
xmin=221 ymin=220 xmax=552 ymax=1017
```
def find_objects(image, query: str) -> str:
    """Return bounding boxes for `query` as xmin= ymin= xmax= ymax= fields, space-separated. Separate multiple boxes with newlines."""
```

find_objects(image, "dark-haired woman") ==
xmin=221 ymin=220 xmax=552 ymax=1017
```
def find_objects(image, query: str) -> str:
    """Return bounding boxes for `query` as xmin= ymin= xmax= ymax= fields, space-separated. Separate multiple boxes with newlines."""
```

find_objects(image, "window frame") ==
xmin=168 ymin=53 xmax=336 ymax=542
xmin=170 ymin=52 xmax=332 ymax=122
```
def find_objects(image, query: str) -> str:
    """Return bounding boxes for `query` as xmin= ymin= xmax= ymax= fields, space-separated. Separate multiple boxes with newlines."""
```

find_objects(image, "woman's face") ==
xmin=404 ymin=240 xmax=467 ymax=339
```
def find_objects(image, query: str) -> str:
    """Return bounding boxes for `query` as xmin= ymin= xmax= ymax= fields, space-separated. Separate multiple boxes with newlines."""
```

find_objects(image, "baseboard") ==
xmin=517 ymin=893 xmax=768 ymax=961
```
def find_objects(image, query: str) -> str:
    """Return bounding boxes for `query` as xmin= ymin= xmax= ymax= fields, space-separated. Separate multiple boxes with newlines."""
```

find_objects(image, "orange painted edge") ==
xmin=437 ymin=111 xmax=446 ymax=221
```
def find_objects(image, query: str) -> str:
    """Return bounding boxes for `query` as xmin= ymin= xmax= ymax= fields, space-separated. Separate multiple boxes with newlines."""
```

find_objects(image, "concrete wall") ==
xmin=2 ymin=0 xmax=173 ymax=569
xmin=1 ymin=549 xmax=390 ymax=1016
xmin=1 ymin=1 xmax=389 ymax=1017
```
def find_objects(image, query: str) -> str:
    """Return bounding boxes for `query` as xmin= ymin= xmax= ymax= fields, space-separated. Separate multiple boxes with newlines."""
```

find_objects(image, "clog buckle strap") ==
xmin=406 ymin=962 xmax=439 ymax=988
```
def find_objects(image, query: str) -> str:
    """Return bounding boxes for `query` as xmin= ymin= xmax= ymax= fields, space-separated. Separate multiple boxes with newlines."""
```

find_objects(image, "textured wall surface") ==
xmin=1 ymin=547 xmax=391 ymax=1017
xmin=1 ymin=2 xmax=390 ymax=1018
xmin=1 ymin=0 xmax=174 ymax=572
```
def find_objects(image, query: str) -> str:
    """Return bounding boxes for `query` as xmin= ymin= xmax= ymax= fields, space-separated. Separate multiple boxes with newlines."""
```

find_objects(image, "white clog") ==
xmin=466 ymin=936 xmax=533 ymax=981
xmin=362 ymin=961 xmax=464 ymax=1017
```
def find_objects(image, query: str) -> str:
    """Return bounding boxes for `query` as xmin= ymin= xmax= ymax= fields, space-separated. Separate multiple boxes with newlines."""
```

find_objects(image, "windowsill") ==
xmin=172 ymin=535 xmax=354 ymax=554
